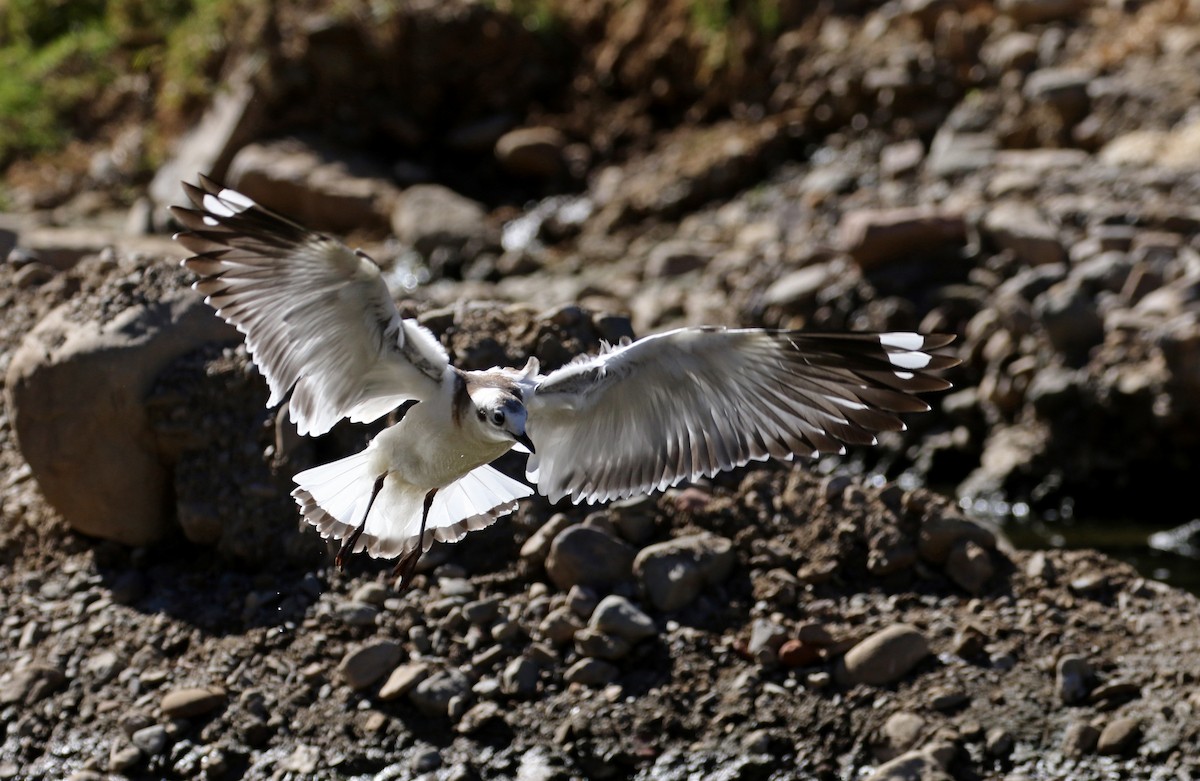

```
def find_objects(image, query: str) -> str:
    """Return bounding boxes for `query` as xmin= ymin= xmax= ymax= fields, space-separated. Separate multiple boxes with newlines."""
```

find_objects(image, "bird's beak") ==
xmin=514 ymin=431 xmax=536 ymax=454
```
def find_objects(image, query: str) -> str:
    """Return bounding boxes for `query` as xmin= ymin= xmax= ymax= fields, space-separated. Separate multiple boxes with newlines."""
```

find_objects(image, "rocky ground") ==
xmin=3 ymin=1 xmax=1200 ymax=779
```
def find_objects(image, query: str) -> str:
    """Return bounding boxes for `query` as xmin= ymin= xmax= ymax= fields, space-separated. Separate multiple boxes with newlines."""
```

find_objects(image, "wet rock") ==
xmin=836 ymin=625 xmax=930 ymax=686
xmin=589 ymin=595 xmax=656 ymax=641
xmin=837 ymin=207 xmax=966 ymax=270
xmin=1056 ymin=655 xmax=1093 ymax=705
xmin=5 ymin=285 xmax=236 ymax=545
xmin=409 ymin=670 xmax=471 ymax=717
xmin=160 ymin=686 xmax=226 ymax=719
xmin=1096 ymin=716 xmax=1140 ymax=755
xmin=495 ymin=126 xmax=566 ymax=178
xmin=632 ymin=532 xmax=735 ymax=611
xmin=338 ymin=641 xmax=404 ymax=691
xmin=544 ymin=526 xmax=636 ymax=591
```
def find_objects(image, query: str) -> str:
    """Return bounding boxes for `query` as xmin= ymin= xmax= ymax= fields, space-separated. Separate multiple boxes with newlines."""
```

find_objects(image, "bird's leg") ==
xmin=336 ymin=473 xmax=387 ymax=570
xmin=393 ymin=487 xmax=438 ymax=592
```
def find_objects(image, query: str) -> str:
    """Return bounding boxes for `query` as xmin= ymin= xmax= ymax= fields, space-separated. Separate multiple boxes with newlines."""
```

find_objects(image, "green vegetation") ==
xmin=0 ymin=0 xmax=245 ymax=169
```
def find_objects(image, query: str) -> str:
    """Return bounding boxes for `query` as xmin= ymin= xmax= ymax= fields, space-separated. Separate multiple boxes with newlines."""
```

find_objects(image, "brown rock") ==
xmin=545 ymin=526 xmax=636 ymax=590
xmin=495 ymin=126 xmax=566 ymax=178
xmin=836 ymin=624 xmax=930 ymax=687
xmin=944 ymin=540 xmax=994 ymax=594
xmin=161 ymin=686 xmax=226 ymax=719
xmin=838 ymin=207 xmax=966 ymax=270
xmin=1096 ymin=717 xmax=1140 ymax=755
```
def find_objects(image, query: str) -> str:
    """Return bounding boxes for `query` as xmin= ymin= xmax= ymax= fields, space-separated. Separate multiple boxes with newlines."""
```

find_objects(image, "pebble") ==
xmin=1096 ymin=716 xmax=1140 ymax=755
xmin=632 ymin=533 xmax=735 ymax=612
xmin=837 ymin=624 xmax=930 ymax=687
xmin=1055 ymin=655 xmax=1093 ymax=705
xmin=544 ymin=526 xmax=636 ymax=590
xmin=777 ymin=639 xmax=821 ymax=668
xmin=837 ymin=207 xmax=966 ymax=270
xmin=574 ymin=628 xmax=633 ymax=660
xmin=456 ymin=701 xmax=502 ymax=735
xmin=883 ymin=711 xmax=926 ymax=752
xmin=338 ymin=641 xmax=404 ymax=691
xmin=160 ymin=686 xmax=226 ymax=719
xmin=985 ymin=726 xmax=1015 ymax=758
xmin=564 ymin=658 xmax=619 ymax=687
xmin=589 ymin=595 xmax=656 ymax=641
xmin=1024 ymin=551 xmax=1057 ymax=583
xmin=409 ymin=670 xmax=470 ymax=717
xmin=565 ymin=585 xmax=599 ymax=618
xmin=131 ymin=724 xmax=167 ymax=756
xmin=108 ymin=741 xmax=141 ymax=772
xmin=462 ymin=596 xmax=502 ymax=625
xmin=494 ymin=126 xmax=566 ymax=178
xmin=335 ymin=600 xmax=380 ymax=626
xmin=501 ymin=657 xmax=539 ymax=697
xmin=378 ymin=663 xmax=430 ymax=702
xmin=608 ymin=496 xmax=658 ymax=544
xmin=352 ymin=582 xmax=388 ymax=606
xmin=520 ymin=514 xmax=574 ymax=565
xmin=944 ymin=540 xmax=994 ymax=594
xmin=917 ymin=516 xmax=995 ymax=564
xmin=539 ymin=606 xmax=583 ymax=644
xmin=1062 ymin=721 xmax=1100 ymax=756
xmin=0 ymin=664 xmax=65 ymax=705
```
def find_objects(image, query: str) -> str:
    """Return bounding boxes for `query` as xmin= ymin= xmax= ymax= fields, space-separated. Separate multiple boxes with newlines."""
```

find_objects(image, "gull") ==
xmin=171 ymin=175 xmax=958 ymax=587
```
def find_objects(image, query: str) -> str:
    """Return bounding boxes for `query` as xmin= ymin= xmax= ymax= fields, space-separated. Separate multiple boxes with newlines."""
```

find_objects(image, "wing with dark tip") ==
xmin=171 ymin=175 xmax=449 ymax=436
xmin=524 ymin=328 xmax=958 ymax=505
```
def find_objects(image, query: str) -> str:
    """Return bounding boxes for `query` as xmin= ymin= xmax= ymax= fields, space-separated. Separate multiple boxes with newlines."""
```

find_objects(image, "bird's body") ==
xmin=172 ymin=176 xmax=958 ymax=585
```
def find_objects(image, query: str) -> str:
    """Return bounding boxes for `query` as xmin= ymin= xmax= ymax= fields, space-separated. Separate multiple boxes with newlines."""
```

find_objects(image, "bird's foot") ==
xmin=392 ymin=547 xmax=423 ymax=593
xmin=336 ymin=521 xmax=367 ymax=570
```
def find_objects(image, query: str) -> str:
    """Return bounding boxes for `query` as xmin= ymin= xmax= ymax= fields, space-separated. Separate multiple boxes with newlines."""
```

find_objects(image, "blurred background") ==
xmin=7 ymin=0 xmax=1199 ymax=586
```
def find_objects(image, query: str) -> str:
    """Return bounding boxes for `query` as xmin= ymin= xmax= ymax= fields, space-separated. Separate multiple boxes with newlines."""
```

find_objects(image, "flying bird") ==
xmin=172 ymin=176 xmax=958 ymax=587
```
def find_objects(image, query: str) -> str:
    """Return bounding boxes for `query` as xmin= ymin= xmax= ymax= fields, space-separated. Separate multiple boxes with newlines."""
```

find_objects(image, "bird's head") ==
xmin=467 ymin=384 xmax=534 ymax=453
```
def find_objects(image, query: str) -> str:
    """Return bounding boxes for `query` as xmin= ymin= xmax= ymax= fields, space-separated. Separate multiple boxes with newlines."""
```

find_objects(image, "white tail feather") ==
xmin=292 ymin=454 xmax=532 ymax=559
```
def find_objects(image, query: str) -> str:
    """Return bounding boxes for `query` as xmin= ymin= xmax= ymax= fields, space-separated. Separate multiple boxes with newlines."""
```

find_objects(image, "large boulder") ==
xmin=4 ymin=259 xmax=237 ymax=546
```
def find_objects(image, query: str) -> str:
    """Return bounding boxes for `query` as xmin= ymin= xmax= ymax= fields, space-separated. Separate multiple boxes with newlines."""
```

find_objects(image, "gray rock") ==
xmin=1025 ymin=551 xmax=1057 ymax=583
xmin=409 ymin=670 xmax=471 ymax=717
xmin=501 ymin=657 xmax=539 ymax=697
xmin=335 ymin=600 xmax=380 ymax=627
xmin=131 ymin=724 xmax=167 ymax=756
xmin=5 ymin=286 xmax=237 ymax=545
xmin=378 ymin=662 xmax=430 ymax=702
xmin=390 ymin=184 xmax=493 ymax=269
xmin=589 ymin=595 xmax=656 ymax=641
xmin=545 ymin=526 xmax=636 ymax=591
xmin=109 ymin=740 xmax=142 ymax=773
xmin=836 ymin=624 xmax=930 ymax=687
xmin=762 ymin=262 xmax=839 ymax=310
xmin=985 ymin=726 xmax=1015 ymax=758
xmin=633 ymin=532 xmax=735 ymax=612
xmin=645 ymin=240 xmax=712 ymax=278
xmin=160 ymin=686 xmax=226 ymax=719
xmin=338 ymin=641 xmax=404 ymax=691
xmin=352 ymin=582 xmax=389 ymax=607
xmin=538 ymin=606 xmax=583 ymax=645
xmin=1034 ymin=281 xmax=1105 ymax=358
xmin=520 ymin=513 xmax=575 ymax=565
xmin=563 ymin=658 xmax=619 ymax=687
xmin=1056 ymin=655 xmax=1093 ymax=705
xmin=83 ymin=650 xmax=123 ymax=686
xmin=574 ymin=629 xmax=633 ymax=660
xmin=926 ymin=129 xmax=997 ymax=177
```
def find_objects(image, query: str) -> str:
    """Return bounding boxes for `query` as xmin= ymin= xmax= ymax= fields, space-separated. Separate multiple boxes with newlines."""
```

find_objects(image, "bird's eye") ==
xmin=476 ymin=408 xmax=486 ymax=421
xmin=491 ymin=410 xmax=505 ymax=425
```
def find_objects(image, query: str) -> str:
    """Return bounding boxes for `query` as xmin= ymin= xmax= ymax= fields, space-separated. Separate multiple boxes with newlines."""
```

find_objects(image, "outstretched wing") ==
xmin=524 ymin=329 xmax=958 ymax=504
xmin=171 ymin=175 xmax=449 ymax=436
